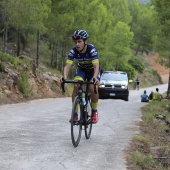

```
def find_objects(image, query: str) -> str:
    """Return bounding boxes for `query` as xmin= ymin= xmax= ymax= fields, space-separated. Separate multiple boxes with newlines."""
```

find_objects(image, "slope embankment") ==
xmin=149 ymin=53 xmax=169 ymax=83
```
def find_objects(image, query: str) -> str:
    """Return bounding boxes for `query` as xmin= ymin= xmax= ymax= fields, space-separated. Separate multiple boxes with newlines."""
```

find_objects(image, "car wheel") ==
xmin=124 ymin=96 xmax=129 ymax=101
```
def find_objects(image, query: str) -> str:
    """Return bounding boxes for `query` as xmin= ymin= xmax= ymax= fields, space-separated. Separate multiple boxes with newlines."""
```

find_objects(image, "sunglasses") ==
xmin=72 ymin=35 xmax=82 ymax=40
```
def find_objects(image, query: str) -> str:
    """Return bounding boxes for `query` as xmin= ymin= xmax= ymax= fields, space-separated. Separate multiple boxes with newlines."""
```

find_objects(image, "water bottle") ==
xmin=82 ymin=93 xmax=86 ymax=105
xmin=82 ymin=97 xmax=86 ymax=105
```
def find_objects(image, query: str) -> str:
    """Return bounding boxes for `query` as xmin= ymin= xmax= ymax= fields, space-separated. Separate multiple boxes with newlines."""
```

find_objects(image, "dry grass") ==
xmin=126 ymin=100 xmax=170 ymax=170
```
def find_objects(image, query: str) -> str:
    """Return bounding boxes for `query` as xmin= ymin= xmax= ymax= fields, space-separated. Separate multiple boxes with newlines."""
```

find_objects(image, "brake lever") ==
xmin=60 ymin=77 xmax=65 ymax=93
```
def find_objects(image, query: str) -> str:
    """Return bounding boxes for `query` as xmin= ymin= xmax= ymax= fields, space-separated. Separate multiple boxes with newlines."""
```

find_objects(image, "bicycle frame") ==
xmin=61 ymin=79 xmax=97 ymax=147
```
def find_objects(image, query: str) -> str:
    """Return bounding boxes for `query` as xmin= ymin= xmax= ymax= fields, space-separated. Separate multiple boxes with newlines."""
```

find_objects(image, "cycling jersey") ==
xmin=66 ymin=44 xmax=99 ymax=69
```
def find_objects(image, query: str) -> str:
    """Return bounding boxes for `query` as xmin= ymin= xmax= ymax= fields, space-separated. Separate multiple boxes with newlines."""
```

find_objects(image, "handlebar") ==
xmin=61 ymin=78 xmax=97 ymax=94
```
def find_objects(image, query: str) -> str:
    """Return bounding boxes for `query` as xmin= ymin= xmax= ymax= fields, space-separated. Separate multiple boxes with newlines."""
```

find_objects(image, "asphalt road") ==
xmin=0 ymin=84 xmax=167 ymax=170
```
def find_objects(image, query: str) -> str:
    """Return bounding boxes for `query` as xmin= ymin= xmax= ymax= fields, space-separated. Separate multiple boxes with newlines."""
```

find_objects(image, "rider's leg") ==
xmin=72 ymin=66 xmax=86 ymax=102
xmin=71 ymin=66 xmax=85 ymax=117
xmin=90 ymin=84 xmax=99 ymax=110
xmin=72 ymin=84 xmax=79 ymax=102
xmin=69 ymin=84 xmax=79 ymax=122
xmin=89 ymin=84 xmax=99 ymax=124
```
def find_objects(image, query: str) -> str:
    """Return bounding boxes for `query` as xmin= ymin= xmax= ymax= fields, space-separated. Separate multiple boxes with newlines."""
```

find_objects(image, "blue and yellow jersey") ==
xmin=66 ymin=44 xmax=99 ymax=69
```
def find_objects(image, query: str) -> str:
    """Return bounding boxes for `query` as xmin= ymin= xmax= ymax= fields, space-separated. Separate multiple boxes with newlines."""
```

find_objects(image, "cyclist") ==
xmin=61 ymin=30 xmax=100 ymax=124
xmin=135 ymin=77 xmax=140 ymax=90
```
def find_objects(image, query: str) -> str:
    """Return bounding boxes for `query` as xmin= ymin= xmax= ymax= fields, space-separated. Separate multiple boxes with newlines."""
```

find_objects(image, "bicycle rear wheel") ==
xmin=84 ymin=96 xmax=92 ymax=139
xmin=71 ymin=96 xmax=83 ymax=147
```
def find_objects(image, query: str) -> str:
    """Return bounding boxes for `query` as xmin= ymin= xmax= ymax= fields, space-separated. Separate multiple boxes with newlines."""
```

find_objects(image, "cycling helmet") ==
xmin=72 ymin=30 xmax=89 ymax=40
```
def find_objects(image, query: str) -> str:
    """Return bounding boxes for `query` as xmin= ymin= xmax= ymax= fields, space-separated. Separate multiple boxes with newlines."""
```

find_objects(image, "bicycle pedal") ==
xmin=73 ymin=121 xmax=80 ymax=125
xmin=87 ymin=119 xmax=91 ymax=124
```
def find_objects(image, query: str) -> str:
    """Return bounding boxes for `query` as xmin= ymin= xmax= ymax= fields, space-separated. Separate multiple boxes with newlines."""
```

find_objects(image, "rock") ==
xmin=11 ymin=73 xmax=19 ymax=84
xmin=19 ymin=55 xmax=26 ymax=59
xmin=4 ymin=89 xmax=12 ymax=97
xmin=156 ymin=114 xmax=166 ymax=120
xmin=43 ymin=73 xmax=53 ymax=81
xmin=166 ymin=121 xmax=170 ymax=126
xmin=6 ymin=78 xmax=14 ymax=90
xmin=1 ymin=85 xmax=8 ymax=91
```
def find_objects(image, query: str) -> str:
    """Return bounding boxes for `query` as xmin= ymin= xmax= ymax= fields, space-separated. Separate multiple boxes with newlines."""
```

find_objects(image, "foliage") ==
xmin=128 ymin=0 xmax=158 ymax=54
xmin=118 ymin=64 xmax=135 ymax=80
xmin=0 ymin=51 xmax=20 ymax=66
xmin=134 ymin=135 xmax=150 ymax=147
xmin=18 ymin=71 xmax=32 ymax=97
xmin=128 ymin=56 xmax=144 ymax=73
xmin=112 ymin=21 xmax=134 ymax=58
xmin=0 ymin=0 xmax=165 ymax=82
xmin=1 ymin=0 xmax=51 ymax=32
xmin=152 ymin=69 xmax=163 ymax=84
xmin=131 ymin=151 xmax=157 ymax=169
xmin=127 ymin=101 xmax=170 ymax=170
xmin=151 ymin=0 xmax=170 ymax=92
xmin=0 ymin=61 xmax=5 ymax=72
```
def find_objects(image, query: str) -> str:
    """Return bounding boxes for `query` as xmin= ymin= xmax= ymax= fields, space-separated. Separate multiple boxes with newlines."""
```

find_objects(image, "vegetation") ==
xmin=151 ymin=0 xmax=170 ymax=94
xmin=0 ymin=51 xmax=20 ymax=67
xmin=0 ymin=0 xmax=165 ymax=82
xmin=128 ymin=56 xmax=144 ymax=73
xmin=0 ymin=0 xmax=169 ymax=168
xmin=126 ymin=100 xmax=170 ymax=170
xmin=18 ymin=71 xmax=32 ymax=97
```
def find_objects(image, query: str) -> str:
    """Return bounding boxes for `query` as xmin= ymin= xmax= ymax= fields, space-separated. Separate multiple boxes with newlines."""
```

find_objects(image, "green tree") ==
xmin=111 ymin=21 xmax=134 ymax=70
xmin=128 ymin=0 xmax=158 ymax=55
xmin=1 ymin=0 xmax=51 ymax=57
xmin=151 ymin=0 xmax=170 ymax=94
xmin=111 ymin=0 xmax=132 ymax=25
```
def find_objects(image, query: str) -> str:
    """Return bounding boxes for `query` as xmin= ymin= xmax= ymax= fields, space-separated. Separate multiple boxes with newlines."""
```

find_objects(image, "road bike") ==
xmin=61 ymin=78 xmax=97 ymax=147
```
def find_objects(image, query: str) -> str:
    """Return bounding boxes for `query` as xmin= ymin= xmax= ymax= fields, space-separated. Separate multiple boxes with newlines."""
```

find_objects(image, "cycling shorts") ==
xmin=74 ymin=66 xmax=100 ymax=81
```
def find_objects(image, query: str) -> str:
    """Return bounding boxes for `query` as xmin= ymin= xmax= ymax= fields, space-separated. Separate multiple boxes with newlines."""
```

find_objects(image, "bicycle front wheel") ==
xmin=84 ymin=97 xmax=92 ymax=139
xmin=71 ymin=96 xmax=83 ymax=147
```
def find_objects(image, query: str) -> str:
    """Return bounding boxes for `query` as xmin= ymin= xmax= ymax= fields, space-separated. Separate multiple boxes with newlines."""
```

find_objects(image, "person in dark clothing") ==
xmin=135 ymin=77 xmax=140 ymax=90
xmin=149 ymin=91 xmax=153 ymax=100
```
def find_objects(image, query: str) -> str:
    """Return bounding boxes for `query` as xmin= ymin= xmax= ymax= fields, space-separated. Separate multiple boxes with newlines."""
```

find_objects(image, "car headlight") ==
xmin=121 ymin=85 xmax=127 ymax=89
xmin=99 ymin=84 xmax=105 ymax=88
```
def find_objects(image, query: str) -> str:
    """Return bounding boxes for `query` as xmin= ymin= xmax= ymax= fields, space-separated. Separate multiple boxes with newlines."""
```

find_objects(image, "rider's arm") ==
xmin=92 ymin=62 xmax=99 ymax=79
xmin=63 ymin=63 xmax=72 ymax=79
xmin=63 ymin=48 xmax=75 ymax=79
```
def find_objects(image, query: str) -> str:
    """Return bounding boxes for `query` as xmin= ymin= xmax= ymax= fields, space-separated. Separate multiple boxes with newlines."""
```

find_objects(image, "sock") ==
xmin=92 ymin=102 xmax=98 ymax=112
xmin=73 ymin=103 xmax=79 ymax=113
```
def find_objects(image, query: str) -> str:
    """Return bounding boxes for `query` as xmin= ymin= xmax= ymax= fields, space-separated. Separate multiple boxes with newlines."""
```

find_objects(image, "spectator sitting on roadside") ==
xmin=149 ymin=91 xmax=153 ymax=100
xmin=141 ymin=90 xmax=149 ymax=102
xmin=152 ymin=88 xmax=163 ymax=101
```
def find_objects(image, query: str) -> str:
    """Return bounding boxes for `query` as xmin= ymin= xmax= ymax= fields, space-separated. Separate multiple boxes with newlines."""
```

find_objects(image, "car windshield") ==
xmin=101 ymin=73 xmax=127 ymax=81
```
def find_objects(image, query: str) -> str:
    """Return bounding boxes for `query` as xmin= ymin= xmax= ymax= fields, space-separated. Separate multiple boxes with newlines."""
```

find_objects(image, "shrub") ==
xmin=0 ymin=52 xmax=20 ymax=66
xmin=118 ymin=64 xmax=135 ymax=80
xmin=18 ymin=71 xmax=32 ymax=97
xmin=152 ymin=69 xmax=163 ymax=84
xmin=0 ymin=61 xmax=5 ymax=72
xmin=128 ymin=56 xmax=144 ymax=73
xmin=132 ymin=151 xmax=158 ymax=169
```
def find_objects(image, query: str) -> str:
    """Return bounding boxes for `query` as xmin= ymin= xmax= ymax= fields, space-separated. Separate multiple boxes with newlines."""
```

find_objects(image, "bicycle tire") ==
xmin=84 ymin=96 xmax=92 ymax=139
xmin=71 ymin=96 xmax=83 ymax=147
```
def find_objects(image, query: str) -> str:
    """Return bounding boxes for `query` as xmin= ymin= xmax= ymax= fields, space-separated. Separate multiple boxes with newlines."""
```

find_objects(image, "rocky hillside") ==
xmin=0 ymin=51 xmax=168 ymax=106
xmin=0 ymin=55 xmax=64 ymax=105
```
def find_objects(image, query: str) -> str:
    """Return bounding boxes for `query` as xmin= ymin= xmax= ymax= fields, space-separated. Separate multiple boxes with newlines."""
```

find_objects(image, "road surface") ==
xmin=0 ymin=84 xmax=167 ymax=170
